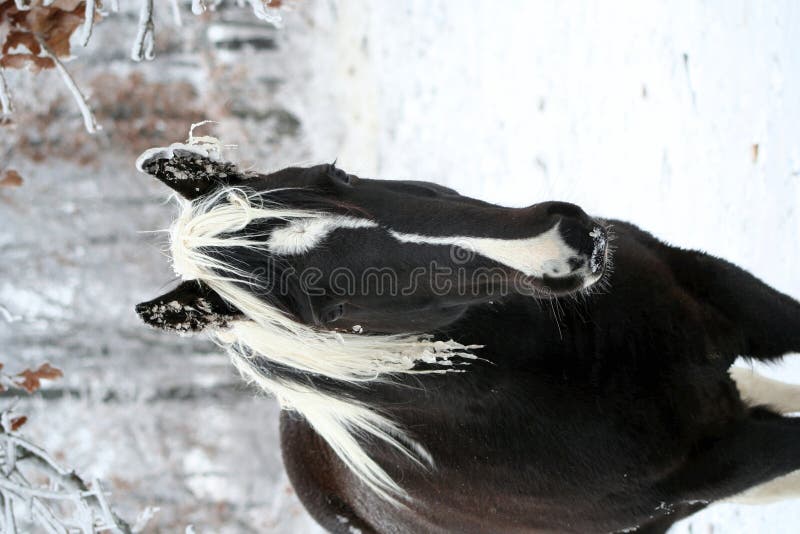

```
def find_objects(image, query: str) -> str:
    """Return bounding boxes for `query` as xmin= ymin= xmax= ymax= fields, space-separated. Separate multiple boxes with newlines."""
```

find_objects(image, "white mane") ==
xmin=168 ymin=187 xmax=479 ymax=502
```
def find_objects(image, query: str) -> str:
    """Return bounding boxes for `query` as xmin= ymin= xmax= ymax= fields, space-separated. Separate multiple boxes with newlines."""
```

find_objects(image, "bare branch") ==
xmin=80 ymin=0 xmax=97 ymax=47
xmin=131 ymin=0 xmax=155 ymax=62
xmin=131 ymin=507 xmax=159 ymax=533
xmin=1 ymin=406 xmax=135 ymax=534
xmin=35 ymin=35 xmax=100 ymax=134
xmin=0 ymin=305 xmax=21 ymax=323
xmin=2 ymin=493 xmax=17 ymax=534
xmin=170 ymin=0 xmax=183 ymax=27
xmin=191 ymin=0 xmax=207 ymax=15
xmin=247 ymin=0 xmax=283 ymax=25
xmin=0 ymin=68 xmax=13 ymax=117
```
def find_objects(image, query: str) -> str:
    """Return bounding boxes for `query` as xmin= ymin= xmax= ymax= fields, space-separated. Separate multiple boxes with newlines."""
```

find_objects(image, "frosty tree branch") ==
xmin=0 ymin=410 xmax=135 ymax=534
xmin=0 ymin=68 xmax=12 ymax=117
xmin=35 ymin=35 xmax=100 ymax=134
xmin=131 ymin=0 xmax=155 ymax=62
xmin=80 ymin=0 xmax=97 ymax=47
xmin=191 ymin=0 xmax=208 ymax=15
xmin=2 ymin=0 xmax=285 ymax=130
xmin=170 ymin=0 xmax=183 ymax=27
xmin=0 ymin=363 xmax=146 ymax=533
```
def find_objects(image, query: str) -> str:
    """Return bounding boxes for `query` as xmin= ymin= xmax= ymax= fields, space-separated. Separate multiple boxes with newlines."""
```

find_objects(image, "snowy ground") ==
xmin=2 ymin=0 xmax=800 ymax=532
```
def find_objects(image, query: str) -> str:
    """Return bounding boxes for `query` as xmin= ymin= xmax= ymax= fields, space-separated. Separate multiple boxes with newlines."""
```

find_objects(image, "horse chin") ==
xmin=535 ymin=274 xmax=587 ymax=296
xmin=535 ymin=265 xmax=607 ymax=297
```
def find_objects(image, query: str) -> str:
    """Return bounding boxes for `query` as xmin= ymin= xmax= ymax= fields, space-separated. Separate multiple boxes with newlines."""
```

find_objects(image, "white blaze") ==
xmin=268 ymin=216 xmax=378 ymax=255
xmin=389 ymin=223 xmax=578 ymax=278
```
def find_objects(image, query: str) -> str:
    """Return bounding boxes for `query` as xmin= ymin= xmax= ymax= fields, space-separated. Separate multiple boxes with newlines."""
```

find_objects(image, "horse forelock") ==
xmin=167 ymin=186 xmax=479 ymax=501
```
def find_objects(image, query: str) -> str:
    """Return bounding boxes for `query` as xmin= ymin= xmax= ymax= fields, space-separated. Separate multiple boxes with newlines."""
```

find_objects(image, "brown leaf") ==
xmin=1 ymin=169 xmax=23 ymax=187
xmin=25 ymin=2 xmax=85 ymax=58
xmin=10 ymin=415 xmax=27 ymax=431
xmin=1 ymin=31 xmax=41 ymax=55
xmin=0 ymin=53 xmax=55 ymax=71
xmin=15 ymin=363 xmax=64 ymax=393
xmin=0 ymin=1 xmax=87 ymax=67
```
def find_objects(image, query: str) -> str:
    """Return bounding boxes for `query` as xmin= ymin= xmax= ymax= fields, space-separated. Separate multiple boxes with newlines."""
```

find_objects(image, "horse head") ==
xmin=134 ymin=142 xmax=609 ymax=500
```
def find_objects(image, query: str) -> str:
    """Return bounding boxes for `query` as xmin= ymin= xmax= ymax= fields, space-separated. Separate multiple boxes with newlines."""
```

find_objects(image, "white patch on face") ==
xmin=267 ymin=216 xmax=378 ymax=255
xmin=389 ymin=223 xmax=579 ymax=278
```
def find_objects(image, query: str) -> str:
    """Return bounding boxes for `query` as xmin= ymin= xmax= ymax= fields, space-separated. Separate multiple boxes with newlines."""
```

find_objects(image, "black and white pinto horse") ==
xmin=136 ymin=142 xmax=800 ymax=533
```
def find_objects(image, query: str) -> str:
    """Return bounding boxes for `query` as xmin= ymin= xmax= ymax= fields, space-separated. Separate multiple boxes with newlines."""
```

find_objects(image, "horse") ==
xmin=135 ymin=143 xmax=800 ymax=533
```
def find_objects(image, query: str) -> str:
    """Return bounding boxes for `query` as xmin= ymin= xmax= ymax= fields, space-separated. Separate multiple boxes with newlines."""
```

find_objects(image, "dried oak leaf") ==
xmin=1 ymin=30 xmax=41 ymax=55
xmin=15 ymin=362 xmax=63 ymax=393
xmin=0 ymin=52 xmax=54 ymax=70
xmin=0 ymin=169 xmax=23 ymax=187
xmin=10 ymin=415 xmax=27 ymax=431
xmin=0 ymin=0 xmax=86 ymax=71
xmin=0 ymin=27 xmax=54 ymax=70
xmin=24 ymin=0 xmax=86 ymax=58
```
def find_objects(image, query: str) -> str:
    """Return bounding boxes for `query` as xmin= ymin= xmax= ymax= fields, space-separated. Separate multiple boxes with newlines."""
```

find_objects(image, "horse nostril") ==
xmin=567 ymin=257 xmax=584 ymax=272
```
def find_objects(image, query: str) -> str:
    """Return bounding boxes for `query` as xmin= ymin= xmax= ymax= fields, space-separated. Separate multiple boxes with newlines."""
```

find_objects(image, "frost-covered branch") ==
xmin=170 ymin=0 xmax=183 ymax=27
xmin=35 ymin=35 xmax=100 ymax=134
xmin=0 ymin=68 xmax=12 ymax=117
xmin=80 ymin=0 xmax=97 ymax=47
xmin=0 ymin=410 xmax=135 ymax=534
xmin=246 ymin=0 xmax=285 ymax=25
xmin=0 ymin=305 xmax=20 ymax=324
xmin=192 ymin=0 xmax=208 ymax=15
xmin=1 ymin=0 xmax=285 ymax=130
xmin=0 ymin=363 xmax=146 ymax=533
xmin=131 ymin=0 xmax=155 ymax=62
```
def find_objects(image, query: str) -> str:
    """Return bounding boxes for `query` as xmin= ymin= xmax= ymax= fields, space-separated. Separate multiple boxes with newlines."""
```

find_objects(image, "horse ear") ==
xmin=136 ymin=146 xmax=247 ymax=200
xmin=136 ymin=280 xmax=243 ymax=334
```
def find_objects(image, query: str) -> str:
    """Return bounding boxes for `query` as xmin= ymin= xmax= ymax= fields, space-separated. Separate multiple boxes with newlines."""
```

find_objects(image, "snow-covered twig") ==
xmin=0 ymin=68 xmax=12 ymax=117
xmin=131 ymin=0 xmax=155 ymax=62
xmin=0 ymin=305 xmax=21 ymax=324
xmin=35 ymin=36 xmax=100 ymax=134
xmin=170 ymin=0 xmax=183 ymax=26
xmin=131 ymin=506 xmax=159 ymax=532
xmin=0 ymin=362 xmax=143 ymax=534
xmin=247 ymin=0 xmax=284 ymax=26
xmin=191 ymin=0 xmax=208 ymax=15
xmin=0 ymin=415 xmax=135 ymax=533
xmin=0 ymin=363 xmax=142 ymax=533
xmin=80 ymin=0 xmax=97 ymax=47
